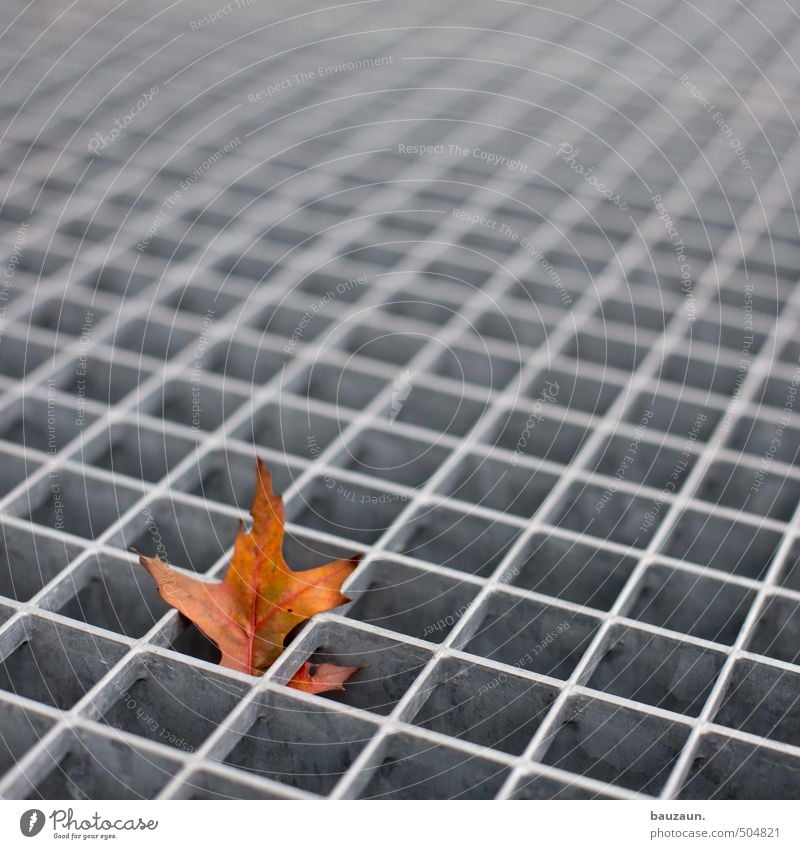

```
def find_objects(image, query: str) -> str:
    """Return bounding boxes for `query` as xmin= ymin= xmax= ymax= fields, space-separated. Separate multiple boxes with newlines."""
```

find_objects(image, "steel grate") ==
xmin=0 ymin=0 xmax=799 ymax=800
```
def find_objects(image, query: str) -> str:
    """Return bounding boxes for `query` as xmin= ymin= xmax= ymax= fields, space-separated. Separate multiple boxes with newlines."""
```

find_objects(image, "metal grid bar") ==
xmin=1 ymin=0 xmax=799 ymax=800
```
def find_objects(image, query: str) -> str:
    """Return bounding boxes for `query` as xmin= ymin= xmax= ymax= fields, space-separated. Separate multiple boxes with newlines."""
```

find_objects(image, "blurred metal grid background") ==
xmin=0 ymin=0 xmax=800 ymax=800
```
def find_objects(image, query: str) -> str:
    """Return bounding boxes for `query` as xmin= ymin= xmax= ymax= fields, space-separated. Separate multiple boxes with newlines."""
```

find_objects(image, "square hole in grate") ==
xmin=0 ymin=617 xmax=127 ymax=709
xmin=297 ymin=270 xmax=368 ymax=304
xmin=658 ymin=352 xmax=743 ymax=396
xmin=0 ymin=698 xmax=55 ymax=775
xmin=173 ymin=768 xmax=288 ymax=799
xmin=172 ymin=447 xmax=299 ymax=512
xmin=547 ymin=482 xmax=665 ymax=549
xmin=756 ymin=373 xmax=800 ymax=412
xmin=343 ymin=242 xmax=404 ymax=269
xmin=678 ymin=733 xmax=800 ymax=800
xmin=378 ymin=213 xmax=435 ymax=238
xmin=51 ymin=354 xmax=145 ymax=405
xmin=457 ymin=228 xmax=519 ymax=259
xmin=140 ymin=378 xmax=247 ymax=431
xmin=77 ymin=421 xmax=198 ymax=483
xmin=30 ymin=727 xmax=180 ymax=800
xmin=779 ymin=336 xmax=800 ymax=365
xmin=587 ymin=625 xmax=725 ymax=717
xmin=0 ymin=446 xmax=41 ymax=498
xmin=53 ymin=552 xmax=170 ymax=638
xmin=500 ymin=533 xmax=637 ymax=611
xmin=60 ymin=217 xmax=115 ymax=242
xmin=281 ymin=531 xmax=360 ymax=573
xmin=234 ymin=399 xmax=343 ymax=461
xmin=595 ymin=296 xmax=668 ymax=332
xmin=25 ymin=297 xmax=109 ymax=338
xmin=507 ymin=772 xmax=618 ymax=800
xmin=161 ymin=283 xmax=241 ymax=319
xmin=358 ymin=732 xmax=509 ymax=799
xmin=112 ymin=498 xmax=240 ymax=572
xmin=0 ymin=394 xmax=96 ymax=453
xmin=472 ymin=307 xmax=550 ymax=349
xmin=624 ymin=392 xmax=722 ymax=441
xmin=380 ymin=293 xmax=460 ymax=327
xmin=167 ymin=621 xmax=221 ymax=666
xmin=715 ymin=659 xmax=800 ymax=748
xmin=295 ymin=624 xmax=431 ymax=716
xmin=717 ymin=283 xmax=789 ymax=317
xmin=385 ymin=383 xmax=489 ymax=437
xmin=112 ymin=316 xmax=196 ymax=361
xmin=290 ymin=475 xmax=408 ymax=546
xmin=84 ymin=263 xmax=152 ymax=297
xmin=778 ymin=538 xmax=800 ymax=593
xmin=686 ymin=318 xmax=767 ymax=355
xmin=214 ymin=253 xmax=271 ymax=286
xmin=0 ymin=601 xmax=13 ymax=627
xmin=563 ymin=331 xmax=646 ymax=374
xmin=99 ymin=653 xmax=248 ymax=752
xmin=205 ymin=339 xmax=290 ymax=385
xmin=748 ymin=594 xmax=800 ymax=666
xmin=693 ymin=460 xmax=800 ymax=521
xmin=430 ymin=344 xmax=521 ymax=391
xmin=345 ymin=559 xmax=480 ymax=643
xmin=660 ymin=510 xmax=782 ymax=580
xmin=525 ymin=365 xmax=623 ymax=418
xmin=221 ymin=690 xmax=377 ymax=795
xmin=728 ymin=414 xmax=800 ymax=466
xmin=16 ymin=467 xmax=142 ymax=540
xmin=542 ymin=695 xmax=690 ymax=795
xmin=626 ymin=563 xmax=754 ymax=646
xmin=291 ymin=361 xmax=386 ymax=411
xmin=386 ymin=505 xmax=520 ymax=579
xmin=107 ymin=191 xmax=158 ymax=213
xmin=339 ymin=323 xmax=428 ymax=367
xmin=509 ymin=276 xmax=579 ymax=310
xmin=138 ymin=234 xmax=195 ymax=262
xmin=483 ymin=409 xmax=589 ymax=464
xmin=424 ymin=258 xmax=494 ymax=290
xmin=435 ymin=451 xmax=558 ymax=518
xmin=0 ymin=334 xmax=52 ymax=378
xmin=0 ymin=521 xmax=84 ymax=602
xmin=251 ymin=300 xmax=333 ymax=342
xmin=336 ymin=426 xmax=449 ymax=489
xmin=463 ymin=592 xmax=599 ymax=680
xmin=587 ymin=434 xmax=697 ymax=492
xmin=410 ymin=657 xmax=558 ymax=755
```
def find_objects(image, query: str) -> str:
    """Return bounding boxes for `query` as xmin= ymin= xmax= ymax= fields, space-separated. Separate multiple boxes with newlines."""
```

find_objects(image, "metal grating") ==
xmin=0 ymin=0 xmax=799 ymax=800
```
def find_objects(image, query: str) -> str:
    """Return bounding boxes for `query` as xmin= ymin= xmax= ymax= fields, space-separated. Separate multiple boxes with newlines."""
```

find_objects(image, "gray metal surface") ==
xmin=0 ymin=0 xmax=799 ymax=800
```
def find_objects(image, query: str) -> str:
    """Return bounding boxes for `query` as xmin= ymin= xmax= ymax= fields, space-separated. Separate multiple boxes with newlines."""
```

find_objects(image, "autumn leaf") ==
xmin=137 ymin=458 xmax=359 ymax=683
xmin=288 ymin=661 xmax=362 ymax=694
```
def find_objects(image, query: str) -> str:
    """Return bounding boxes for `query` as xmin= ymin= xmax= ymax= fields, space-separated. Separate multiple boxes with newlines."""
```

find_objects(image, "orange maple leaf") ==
xmin=288 ymin=662 xmax=362 ymax=694
xmin=137 ymin=458 xmax=359 ymax=689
